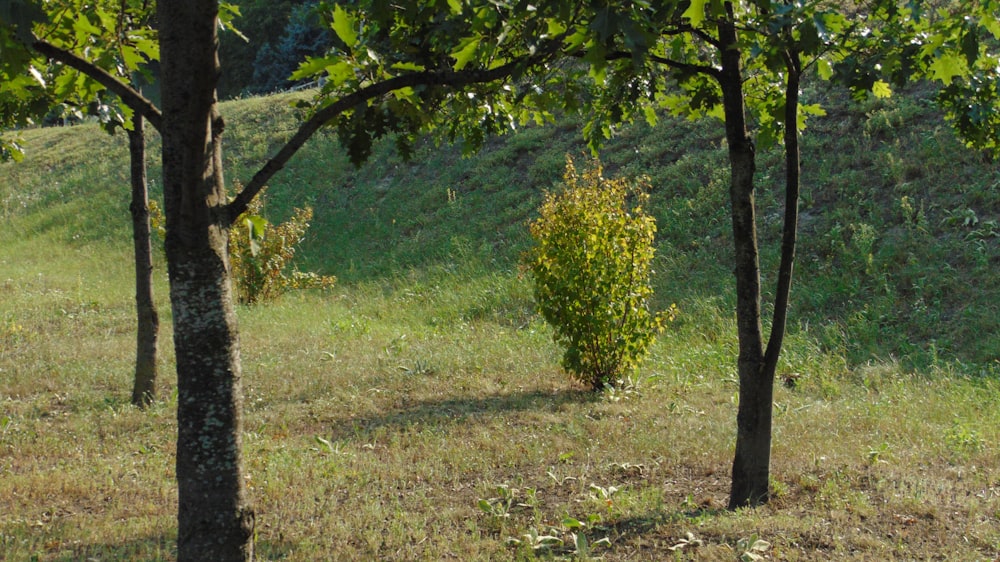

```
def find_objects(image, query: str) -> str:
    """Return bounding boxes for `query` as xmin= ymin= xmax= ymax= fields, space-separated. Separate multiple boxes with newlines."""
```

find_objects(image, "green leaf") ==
xmin=219 ymin=2 xmax=248 ymax=41
xmin=682 ymin=0 xmax=707 ymax=28
xmin=72 ymin=15 xmax=102 ymax=41
xmin=797 ymin=103 xmax=826 ymax=130
xmin=546 ymin=18 xmax=567 ymax=38
xmin=120 ymin=45 xmax=145 ymax=71
xmin=132 ymin=37 xmax=160 ymax=62
xmin=928 ymin=53 xmax=966 ymax=86
xmin=291 ymin=55 xmax=338 ymax=81
xmin=642 ymin=104 xmax=658 ymax=127
xmin=816 ymin=58 xmax=833 ymax=81
xmin=451 ymin=36 xmax=481 ymax=71
xmin=325 ymin=61 xmax=355 ymax=87
xmin=244 ymin=215 xmax=268 ymax=257
xmin=983 ymin=15 xmax=1000 ymax=39
xmin=446 ymin=0 xmax=462 ymax=15
xmin=390 ymin=61 xmax=425 ymax=72
xmin=332 ymin=4 xmax=359 ymax=49
xmin=871 ymin=80 xmax=892 ymax=98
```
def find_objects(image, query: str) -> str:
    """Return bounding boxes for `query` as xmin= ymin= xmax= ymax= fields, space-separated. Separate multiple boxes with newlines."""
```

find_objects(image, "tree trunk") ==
xmin=159 ymin=1 xmax=254 ymax=559
xmin=729 ymin=46 xmax=804 ymax=507
xmin=763 ymin=50 xmax=802 ymax=382
xmin=129 ymin=113 xmax=159 ymax=408
xmin=716 ymin=3 xmax=771 ymax=510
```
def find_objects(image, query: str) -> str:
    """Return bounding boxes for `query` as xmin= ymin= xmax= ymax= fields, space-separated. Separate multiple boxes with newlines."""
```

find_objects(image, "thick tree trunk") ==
xmin=716 ymin=4 xmax=770 ymax=509
xmin=129 ymin=113 xmax=159 ymax=408
xmin=159 ymin=1 xmax=254 ymax=560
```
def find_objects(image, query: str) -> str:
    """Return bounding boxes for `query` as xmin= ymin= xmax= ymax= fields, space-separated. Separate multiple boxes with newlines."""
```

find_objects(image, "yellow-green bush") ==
xmin=229 ymin=189 xmax=336 ymax=305
xmin=149 ymin=188 xmax=336 ymax=305
xmin=526 ymin=157 xmax=670 ymax=389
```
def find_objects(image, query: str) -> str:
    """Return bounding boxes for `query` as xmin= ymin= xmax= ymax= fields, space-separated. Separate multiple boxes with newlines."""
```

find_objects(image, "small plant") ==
xmin=737 ymin=534 xmax=771 ymax=561
xmin=945 ymin=420 xmax=985 ymax=456
xmin=149 ymin=189 xmax=336 ymax=305
xmin=228 ymin=187 xmax=336 ymax=305
xmin=668 ymin=531 xmax=703 ymax=552
xmin=477 ymin=484 xmax=517 ymax=520
xmin=526 ymin=157 xmax=670 ymax=389
xmin=505 ymin=527 xmax=564 ymax=552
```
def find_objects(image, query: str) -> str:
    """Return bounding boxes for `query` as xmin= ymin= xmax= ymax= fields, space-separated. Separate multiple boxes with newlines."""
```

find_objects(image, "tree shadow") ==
xmin=44 ymin=533 xmax=295 ymax=561
xmin=594 ymin=505 xmax=728 ymax=556
xmin=328 ymin=388 xmax=599 ymax=441
xmin=46 ymin=534 xmax=175 ymax=561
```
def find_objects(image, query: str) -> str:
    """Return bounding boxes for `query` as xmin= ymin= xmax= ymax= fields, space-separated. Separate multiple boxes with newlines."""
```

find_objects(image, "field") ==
xmin=1 ymin=87 xmax=999 ymax=560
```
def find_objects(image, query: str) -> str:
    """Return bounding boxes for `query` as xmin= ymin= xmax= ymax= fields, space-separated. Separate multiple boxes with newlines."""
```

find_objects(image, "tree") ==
xmin=217 ymin=0 xmax=302 ymax=98
xmin=537 ymin=0 xmax=891 ymax=508
xmin=545 ymin=0 xmax=790 ymax=508
xmin=1 ymin=0 xmax=163 ymax=407
xmin=128 ymin=111 xmax=158 ymax=407
xmin=250 ymin=1 xmax=331 ymax=93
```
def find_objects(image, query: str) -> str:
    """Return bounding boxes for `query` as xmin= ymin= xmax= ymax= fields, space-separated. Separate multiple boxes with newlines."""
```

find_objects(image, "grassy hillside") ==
xmin=1 ymin=87 xmax=999 ymax=560
xmin=3 ymin=86 xmax=997 ymax=370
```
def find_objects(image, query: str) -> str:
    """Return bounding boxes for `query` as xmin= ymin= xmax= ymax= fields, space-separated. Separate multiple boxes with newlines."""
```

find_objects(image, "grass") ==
xmin=1 ymin=84 xmax=999 ymax=559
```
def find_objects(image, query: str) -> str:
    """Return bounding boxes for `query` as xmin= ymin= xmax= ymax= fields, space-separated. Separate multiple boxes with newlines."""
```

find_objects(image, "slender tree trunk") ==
xmin=763 ymin=50 xmax=802 ymax=379
xmin=729 ymin=46 xmax=804 ymax=506
xmin=716 ymin=3 xmax=770 ymax=509
xmin=129 ymin=113 xmax=159 ymax=408
xmin=159 ymin=1 xmax=254 ymax=559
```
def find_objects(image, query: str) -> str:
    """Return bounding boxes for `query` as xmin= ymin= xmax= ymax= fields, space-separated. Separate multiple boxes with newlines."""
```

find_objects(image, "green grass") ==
xmin=1 ymin=85 xmax=999 ymax=559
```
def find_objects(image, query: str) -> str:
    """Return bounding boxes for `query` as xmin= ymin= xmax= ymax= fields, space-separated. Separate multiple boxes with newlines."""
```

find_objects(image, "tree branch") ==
xmin=648 ymin=54 xmax=721 ymax=78
xmin=31 ymin=39 xmax=162 ymax=131
xmin=225 ymin=58 xmax=541 ymax=223
xmin=762 ymin=47 xmax=801 ymax=373
xmin=596 ymin=50 xmax=721 ymax=78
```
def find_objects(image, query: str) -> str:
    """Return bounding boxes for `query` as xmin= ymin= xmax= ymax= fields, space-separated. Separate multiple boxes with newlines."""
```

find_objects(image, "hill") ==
xmin=3 ymin=86 xmax=997 ymax=371
xmin=1 ymin=86 xmax=999 ymax=560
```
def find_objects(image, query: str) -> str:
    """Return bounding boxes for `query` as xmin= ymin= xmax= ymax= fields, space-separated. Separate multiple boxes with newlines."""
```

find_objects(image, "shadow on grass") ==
xmin=593 ymin=506 xmax=728 ymax=555
xmin=46 ymin=534 xmax=175 ymax=562
xmin=329 ymin=388 xmax=599 ymax=440
xmin=44 ymin=534 xmax=295 ymax=561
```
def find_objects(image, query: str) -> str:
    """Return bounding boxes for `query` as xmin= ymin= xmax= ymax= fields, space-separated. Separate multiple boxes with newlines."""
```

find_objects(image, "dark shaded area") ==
xmin=328 ymin=388 xmax=599 ymax=441
xmin=218 ymin=1 xmax=330 ymax=98
xmin=47 ymin=534 xmax=175 ymax=561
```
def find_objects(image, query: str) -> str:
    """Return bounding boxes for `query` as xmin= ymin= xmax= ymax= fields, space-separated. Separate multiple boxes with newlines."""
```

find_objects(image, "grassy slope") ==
xmin=0 ymin=87 xmax=998 ymax=560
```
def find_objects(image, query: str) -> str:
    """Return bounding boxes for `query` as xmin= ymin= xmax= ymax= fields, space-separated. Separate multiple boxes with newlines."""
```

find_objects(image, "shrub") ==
xmin=151 ymin=188 xmax=337 ymax=304
xmin=229 ymin=188 xmax=336 ymax=305
xmin=526 ymin=157 xmax=671 ymax=390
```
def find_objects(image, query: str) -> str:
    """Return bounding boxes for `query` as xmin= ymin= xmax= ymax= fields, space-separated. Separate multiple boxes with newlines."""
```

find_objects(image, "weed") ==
xmin=737 ymin=534 xmax=771 ymax=561
xmin=945 ymin=420 xmax=986 ymax=456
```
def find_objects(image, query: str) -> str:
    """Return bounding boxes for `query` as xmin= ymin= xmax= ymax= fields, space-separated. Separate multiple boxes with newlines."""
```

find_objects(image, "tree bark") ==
xmin=728 ymin=45 xmax=804 ymax=508
xmin=716 ymin=3 xmax=770 ymax=509
xmin=763 ymin=49 xmax=802 ymax=377
xmin=128 ymin=113 xmax=159 ymax=408
xmin=159 ymin=1 xmax=254 ymax=559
